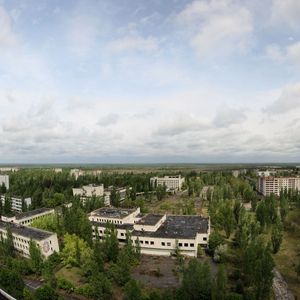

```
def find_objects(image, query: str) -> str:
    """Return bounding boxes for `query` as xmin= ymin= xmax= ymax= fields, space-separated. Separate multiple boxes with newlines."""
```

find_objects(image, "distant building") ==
xmin=1 ymin=208 xmax=55 ymax=225
xmin=89 ymin=207 xmax=210 ymax=257
xmin=70 ymin=169 xmax=101 ymax=179
xmin=73 ymin=184 xmax=104 ymax=197
xmin=232 ymin=170 xmax=240 ymax=178
xmin=150 ymin=175 xmax=185 ymax=191
xmin=103 ymin=186 xmax=129 ymax=206
xmin=1 ymin=195 xmax=31 ymax=212
xmin=257 ymin=176 xmax=300 ymax=196
xmin=0 ymin=221 xmax=59 ymax=258
xmin=0 ymin=167 xmax=19 ymax=172
xmin=0 ymin=175 xmax=9 ymax=190
xmin=256 ymin=170 xmax=276 ymax=177
xmin=53 ymin=168 xmax=63 ymax=173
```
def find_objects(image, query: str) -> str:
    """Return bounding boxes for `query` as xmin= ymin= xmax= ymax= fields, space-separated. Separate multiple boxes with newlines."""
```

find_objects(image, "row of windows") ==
xmin=94 ymin=218 xmax=123 ymax=224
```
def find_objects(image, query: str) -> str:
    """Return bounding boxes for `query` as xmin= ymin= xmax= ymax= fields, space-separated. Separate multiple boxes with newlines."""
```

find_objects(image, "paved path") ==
xmin=273 ymin=269 xmax=294 ymax=300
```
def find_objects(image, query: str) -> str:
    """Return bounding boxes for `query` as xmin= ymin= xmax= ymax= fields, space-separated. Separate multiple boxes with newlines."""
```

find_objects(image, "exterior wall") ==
xmin=0 ymin=175 xmax=9 ymax=190
xmin=89 ymin=208 xmax=140 ymax=225
xmin=257 ymin=176 xmax=300 ymax=196
xmin=15 ymin=209 xmax=55 ymax=225
xmin=0 ymin=167 xmax=19 ymax=172
xmin=73 ymin=185 xmax=104 ymax=197
xmin=1 ymin=196 xmax=31 ymax=212
xmin=0 ymin=228 xmax=59 ymax=258
xmin=150 ymin=175 xmax=185 ymax=191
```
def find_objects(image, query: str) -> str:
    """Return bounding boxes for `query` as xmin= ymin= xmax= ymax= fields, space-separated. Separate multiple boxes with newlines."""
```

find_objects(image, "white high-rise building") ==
xmin=257 ymin=176 xmax=300 ymax=196
xmin=0 ymin=175 xmax=9 ymax=190
xmin=72 ymin=184 xmax=104 ymax=197
xmin=1 ymin=196 xmax=31 ymax=212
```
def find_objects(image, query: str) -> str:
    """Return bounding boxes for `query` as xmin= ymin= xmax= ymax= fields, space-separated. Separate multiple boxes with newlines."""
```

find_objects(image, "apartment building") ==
xmin=103 ymin=186 xmax=130 ymax=205
xmin=257 ymin=176 xmax=300 ymax=196
xmin=1 ymin=208 xmax=55 ymax=225
xmin=89 ymin=207 xmax=210 ymax=257
xmin=73 ymin=184 xmax=104 ymax=197
xmin=0 ymin=195 xmax=31 ymax=212
xmin=0 ymin=175 xmax=9 ymax=190
xmin=256 ymin=170 xmax=276 ymax=177
xmin=0 ymin=167 xmax=19 ymax=172
xmin=70 ymin=169 xmax=102 ymax=179
xmin=0 ymin=221 xmax=59 ymax=258
xmin=150 ymin=175 xmax=185 ymax=191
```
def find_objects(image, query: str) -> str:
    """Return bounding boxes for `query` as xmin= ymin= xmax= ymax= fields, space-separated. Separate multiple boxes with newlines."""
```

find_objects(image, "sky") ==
xmin=0 ymin=0 xmax=300 ymax=164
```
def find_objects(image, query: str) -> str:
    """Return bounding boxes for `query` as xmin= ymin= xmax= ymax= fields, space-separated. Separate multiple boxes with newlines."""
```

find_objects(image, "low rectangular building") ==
xmin=150 ymin=175 xmax=185 ymax=191
xmin=1 ymin=207 xmax=55 ymax=225
xmin=0 ymin=221 xmax=59 ymax=258
xmin=1 ymin=195 xmax=32 ymax=212
xmin=89 ymin=207 xmax=210 ymax=257
xmin=73 ymin=184 xmax=104 ymax=197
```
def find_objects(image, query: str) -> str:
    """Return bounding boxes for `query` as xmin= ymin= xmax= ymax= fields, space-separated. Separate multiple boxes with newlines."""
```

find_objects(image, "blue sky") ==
xmin=0 ymin=0 xmax=300 ymax=163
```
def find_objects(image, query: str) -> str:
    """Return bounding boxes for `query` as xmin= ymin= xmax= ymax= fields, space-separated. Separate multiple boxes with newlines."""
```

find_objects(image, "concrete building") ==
xmin=70 ymin=169 xmax=101 ymax=179
xmin=256 ymin=170 xmax=276 ymax=177
xmin=0 ymin=167 xmax=19 ymax=172
xmin=232 ymin=170 xmax=240 ymax=178
xmin=150 ymin=175 xmax=185 ymax=191
xmin=0 ymin=221 xmax=59 ymax=258
xmin=73 ymin=184 xmax=104 ymax=198
xmin=53 ymin=168 xmax=63 ymax=173
xmin=1 ymin=195 xmax=31 ymax=212
xmin=0 ymin=175 xmax=9 ymax=190
xmin=257 ymin=176 xmax=300 ymax=196
xmin=89 ymin=207 xmax=210 ymax=257
xmin=103 ymin=186 xmax=129 ymax=205
xmin=1 ymin=207 xmax=55 ymax=225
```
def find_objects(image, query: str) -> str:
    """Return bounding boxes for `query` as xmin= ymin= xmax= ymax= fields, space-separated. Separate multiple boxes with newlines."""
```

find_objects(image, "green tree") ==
xmin=124 ymin=279 xmax=143 ymax=300
xmin=103 ymin=224 xmax=119 ymax=262
xmin=271 ymin=219 xmax=283 ymax=254
xmin=179 ymin=259 xmax=212 ymax=300
xmin=29 ymin=239 xmax=43 ymax=274
xmin=35 ymin=285 xmax=59 ymax=300
xmin=0 ymin=268 xmax=24 ymax=299
xmin=213 ymin=264 xmax=227 ymax=300
xmin=3 ymin=196 xmax=12 ymax=215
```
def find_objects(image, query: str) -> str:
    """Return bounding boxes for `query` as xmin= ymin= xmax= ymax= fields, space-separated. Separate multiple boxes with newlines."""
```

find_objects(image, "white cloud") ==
xmin=265 ymin=41 xmax=300 ymax=66
xmin=264 ymin=82 xmax=300 ymax=114
xmin=107 ymin=35 xmax=158 ymax=53
xmin=0 ymin=6 xmax=16 ymax=48
xmin=97 ymin=113 xmax=119 ymax=126
xmin=176 ymin=0 xmax=253 ymax=58
xmin=271 ymin=0 xmax=300 ymax=29
xmin=213 ymin=106 xmax=247 ymax=128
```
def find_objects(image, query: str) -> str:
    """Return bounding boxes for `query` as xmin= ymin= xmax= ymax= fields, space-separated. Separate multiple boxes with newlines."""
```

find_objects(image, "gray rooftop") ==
xmin=15 ymin=208 xmax=53 ymax=220
xmin=135 ymin=214 xmax=164 ymax=226
xmin=0 ymin=221 xmax=54 ymax=240
xmin=133 ymin=216 xmax=209 ymax=239
xmin=91 ymin=221 xmax=133 ymax=230
xmin=91 ymin=207 xmax=136 ymax=219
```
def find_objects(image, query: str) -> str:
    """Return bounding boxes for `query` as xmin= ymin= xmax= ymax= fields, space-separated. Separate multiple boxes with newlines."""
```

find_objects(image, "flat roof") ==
xmin=135 ymin=214 xmax=164 ymax=226
xmin=91 ymin=221 xmax=133 ymax=230
xmin=133 ymin=215 xmax=209 ymax=239
xmin=15 ymin=208 xmax=53 ymax=220
xmin=91 ymin=207 xmax=137 ymax=219
xmin=0 ymin=221 xmax=54 ymax=240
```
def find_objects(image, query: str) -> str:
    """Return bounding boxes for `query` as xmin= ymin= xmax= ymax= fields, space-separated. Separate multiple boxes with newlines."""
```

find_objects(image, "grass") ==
xmin=274 ymin=208 xmax=300 ymax=298
xmin=56 ymin=266 xmax=84 ymax=287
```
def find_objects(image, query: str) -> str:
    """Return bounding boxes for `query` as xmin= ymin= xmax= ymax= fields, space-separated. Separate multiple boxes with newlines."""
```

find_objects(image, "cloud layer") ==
xmin=0 ymin=0 xmax=300 ymax=163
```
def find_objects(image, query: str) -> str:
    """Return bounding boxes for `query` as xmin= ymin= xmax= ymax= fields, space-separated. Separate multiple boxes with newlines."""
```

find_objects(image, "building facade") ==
xmin=73 ymin=184 xmax=104 ymax=197
xmin=1 ymin=195 xmax=31 ymax=212
xmin=89 ymin=207 xmax=210 ymax=257
xmin=0 ymin=221 xmax=59 ymax=258
xmin=150 ymin=175 xmax=185 ymax=191
xmin=1 ymin=208 xmax=55 ymax=225
xmin=0 ymin=175 xmax=9 ymax=190
xmin=257 ymin=176 xmax=300 ymax=196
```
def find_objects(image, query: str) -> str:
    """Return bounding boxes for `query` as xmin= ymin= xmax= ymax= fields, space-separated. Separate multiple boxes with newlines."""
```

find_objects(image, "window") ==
xmin=145 ymin=241 xmax=149 ymax=245
xmin=179 ymin=243 xmax=182 ymax=247
xmin=121 ymin=233 xmax=124 ymax=236
xmin=135 ymin=240 xmax=139 ymax=244
xmin=190 ymin=243 xmax=194 ymax=247
xmin=150 ymin=241 xmax=154 ymax=245
xmin=167 ymin=242 xmax=171 ymax=246
xmin=161 ymin=242 xmax=165 ymax=246
xmin=140 ymin=241 xmax=144 ymax=244
xmin=184 ymin=243 xmax=188 ymax=247
xmin=203 ymin=237 xmax=207 ymax=241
